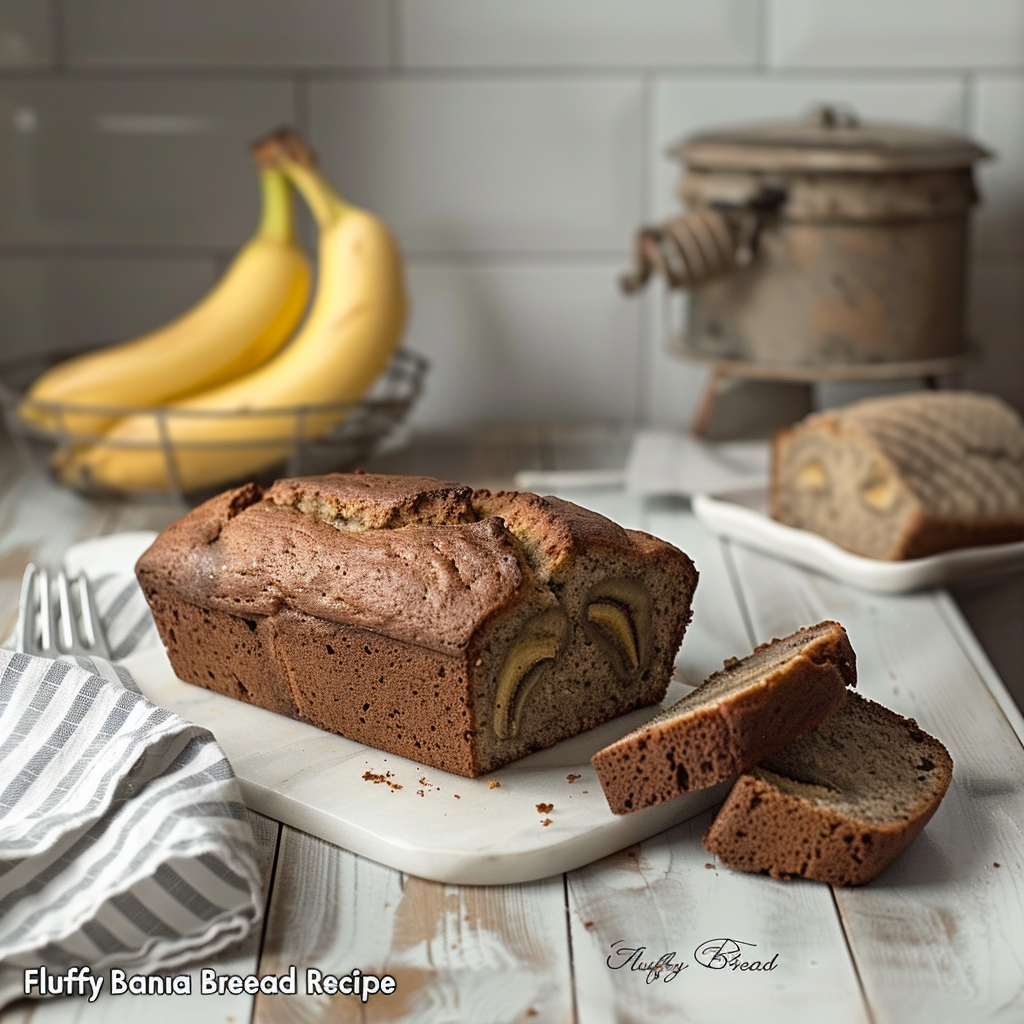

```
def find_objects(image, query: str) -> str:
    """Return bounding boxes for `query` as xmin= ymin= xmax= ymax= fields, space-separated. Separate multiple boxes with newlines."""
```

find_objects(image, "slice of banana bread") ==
xmin=703 ymin=692 xmax=953 ymax=886
xmin=771 ymin=391 xmax=1024 ymax=560
xmin=591 ymin=621 xmax=856 ymax=814
xmin=135 ymin=472 xmax=698 ymax=777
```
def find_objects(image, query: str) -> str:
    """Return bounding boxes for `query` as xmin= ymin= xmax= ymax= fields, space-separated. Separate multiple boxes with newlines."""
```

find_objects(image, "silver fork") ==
xmin=15 ymin=564 xmax=111 ymax=659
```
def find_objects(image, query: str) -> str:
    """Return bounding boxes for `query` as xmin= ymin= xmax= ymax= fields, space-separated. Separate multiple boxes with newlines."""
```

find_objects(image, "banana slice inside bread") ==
xmin=591 ymin=621 xmax=856 ymax=814
xmin=703 ymin=692 xmax=953 ymax=886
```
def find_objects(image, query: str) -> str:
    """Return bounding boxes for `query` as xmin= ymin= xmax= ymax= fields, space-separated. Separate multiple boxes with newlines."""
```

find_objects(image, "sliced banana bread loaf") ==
xmin=135 ymin=472 xmax=698 ymax=777
xmin=771 ymin=391 xmax=1024 ymax=560
xmin=703 ymin=692 xmax=953 ymax=886
xmin=591 ymin=621 xmax=855 ymax=814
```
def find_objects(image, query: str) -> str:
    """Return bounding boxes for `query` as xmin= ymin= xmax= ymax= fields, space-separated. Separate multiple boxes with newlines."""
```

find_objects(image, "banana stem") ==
xmin=257 ymin=168 xmax=296 ymax=244
xmin=279 ymin=161 xmax=353 ymax=230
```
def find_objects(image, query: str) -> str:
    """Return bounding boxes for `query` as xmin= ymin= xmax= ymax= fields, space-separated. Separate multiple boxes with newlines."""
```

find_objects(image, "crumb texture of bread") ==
xmin=771 ymin=391 xmax=1024 ymax=560
xmin=135 ymin=472 xmax=698 ymax=777
xmin=702 ymin=692 xmax=953 ymax=886
xmin=590 ymin=621 xmax=855 ymax=814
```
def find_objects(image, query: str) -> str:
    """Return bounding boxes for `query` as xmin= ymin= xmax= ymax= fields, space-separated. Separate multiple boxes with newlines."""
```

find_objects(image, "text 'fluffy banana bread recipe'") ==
xmin=135 ymin=472 xmax=699 ymax=777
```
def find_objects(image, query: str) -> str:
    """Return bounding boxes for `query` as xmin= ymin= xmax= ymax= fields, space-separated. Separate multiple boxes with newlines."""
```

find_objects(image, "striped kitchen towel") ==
xmin=0 ymin=645 xmax=263 ymax=1009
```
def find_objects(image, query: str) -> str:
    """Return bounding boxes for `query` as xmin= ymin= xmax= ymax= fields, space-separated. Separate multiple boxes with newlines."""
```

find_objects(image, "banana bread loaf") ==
xmin=703 ymin=691 xmax=953 ymax=886
xmin=591 ymin=621 xmax=856 ymax=814
xmin=771 ymin=391 xmax=1024 ymax=560
xmin=135 ymin=472 xmax=698 ymax=777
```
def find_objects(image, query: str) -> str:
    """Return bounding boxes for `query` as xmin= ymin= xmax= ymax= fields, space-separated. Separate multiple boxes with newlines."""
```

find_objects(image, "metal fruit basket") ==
xmin=0 ymin=348 xmax=428 ymax=503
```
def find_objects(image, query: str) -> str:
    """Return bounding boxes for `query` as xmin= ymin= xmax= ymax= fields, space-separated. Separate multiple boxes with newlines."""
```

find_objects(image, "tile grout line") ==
xmin=635 ymin=70 xmax=653 ymax=426
xmin=388 ymin=0 xmax=403 ymax=72
xmin=757 ymin=0 xmax=772 ymax=71
xmin=48 ymin=0 xmax=66 ymax=73
xmin=1 ymin=64 xmax=1021 ymax=83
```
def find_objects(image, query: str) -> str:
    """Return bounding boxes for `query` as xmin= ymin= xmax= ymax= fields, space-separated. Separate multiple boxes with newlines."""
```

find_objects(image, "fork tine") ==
xmin=16 ymin=563 xmax=37 ymax=654
xmin=56 ymin=571 xmax=75 ymax=651
xmin=77 ymin=574 xmax=109 ymax=657
xmin=38 ymin=568 xmax=53 ymax=654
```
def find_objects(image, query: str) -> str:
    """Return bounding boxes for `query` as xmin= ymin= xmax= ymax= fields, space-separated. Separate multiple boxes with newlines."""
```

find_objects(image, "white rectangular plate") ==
xmin=68 ymin=531 xmax=725 ymax=887
xmin=692 ymin=487 xmax=1024 ymax=594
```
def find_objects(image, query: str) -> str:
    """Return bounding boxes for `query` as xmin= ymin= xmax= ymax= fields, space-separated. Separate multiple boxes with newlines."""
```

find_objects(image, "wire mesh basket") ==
xmin=0 ymin=348 xmax=428 ymax=503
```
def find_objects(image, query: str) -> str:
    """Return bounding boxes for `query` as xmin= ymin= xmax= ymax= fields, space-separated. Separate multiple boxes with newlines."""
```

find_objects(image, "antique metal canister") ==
xmin=623 ymin=107 xmax=990 ymax=379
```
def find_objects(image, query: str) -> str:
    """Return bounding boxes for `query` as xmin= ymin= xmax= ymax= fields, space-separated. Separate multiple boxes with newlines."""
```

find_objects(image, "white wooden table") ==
xmin=2 ymin=428 xmax=1023 ymax=1024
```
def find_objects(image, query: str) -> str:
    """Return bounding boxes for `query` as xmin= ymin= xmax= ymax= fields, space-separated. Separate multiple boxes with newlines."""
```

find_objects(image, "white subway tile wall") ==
xmin=0 ymin=1 xmax=1020 ymax=429
xmin=0 ymin=0 xmax=50 ymax=67
xmin=404 ymin=261 xmax=642 ymax=426
xmin=0 ymin=80 xmax=295 ymax=247
xmin=0 ymin=255 xmax=219 ymax=359
xmin=309 ymin=79 xmax=645 ymax=256
xmin=767 ymin=0 xmax=1024 ymax=70
xmin=64 ymin=0 xmax=389 ymax=69
xmin=397 ymin=0 xmax=762 ymax=70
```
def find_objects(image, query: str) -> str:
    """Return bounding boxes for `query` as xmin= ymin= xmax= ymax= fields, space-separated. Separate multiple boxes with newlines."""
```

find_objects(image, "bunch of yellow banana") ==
xmin=27 ymin=128 xmax=408 ymax=495
xmin=22 ymin=166 xmax=312 ymax=438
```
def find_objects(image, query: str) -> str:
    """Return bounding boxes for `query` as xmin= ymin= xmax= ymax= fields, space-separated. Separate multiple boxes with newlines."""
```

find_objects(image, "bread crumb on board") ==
xmin=567 ymin=773 xmax=581 ymax=783
xmin=489 ymin=780 xmax=501 ymax=789
xmin=540 ymin=818 xmax=553 ymax=827
xmin=536 ymin=802 xmax=554 ymax=814
xmin=362 ymin=770 xmax=402 ymax=791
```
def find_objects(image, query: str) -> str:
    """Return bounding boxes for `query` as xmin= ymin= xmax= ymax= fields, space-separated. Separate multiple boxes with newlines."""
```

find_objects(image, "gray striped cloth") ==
xmin=0 ymin=548 xmax=263 ymax=1009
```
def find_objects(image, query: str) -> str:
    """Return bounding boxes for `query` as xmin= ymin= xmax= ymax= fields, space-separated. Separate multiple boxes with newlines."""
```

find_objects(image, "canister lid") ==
xmin=673 ymin=105 xmax=990 ymax=173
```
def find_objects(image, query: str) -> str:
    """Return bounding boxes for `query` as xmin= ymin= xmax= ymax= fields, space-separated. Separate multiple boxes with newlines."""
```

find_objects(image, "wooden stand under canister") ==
xmin=622 ymin=106 xmax=989 ymax=435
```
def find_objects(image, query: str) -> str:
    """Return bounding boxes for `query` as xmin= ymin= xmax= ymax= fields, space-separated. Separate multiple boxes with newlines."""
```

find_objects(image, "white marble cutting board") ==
xmin=72 ymin=531 xmax=728 ymax=886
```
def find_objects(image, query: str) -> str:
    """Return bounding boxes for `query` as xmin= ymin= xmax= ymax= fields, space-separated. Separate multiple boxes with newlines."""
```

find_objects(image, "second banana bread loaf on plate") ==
xmin=771 ymin=391 xmax=1024 ymax=560
xmin=135 ymin=472 xmax=698 ymax=777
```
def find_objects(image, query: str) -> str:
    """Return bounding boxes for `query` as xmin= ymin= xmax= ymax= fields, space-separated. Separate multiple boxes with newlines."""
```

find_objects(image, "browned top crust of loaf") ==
xmin=702 ymin=692 xmax=953 ymax=886
xmin=266 ymin=472 xmax=478 ymax=530
xmin=591 ymin=621 xmax=856 ymax=814
xmin=136 ymin=473 xmax=668 ymax=657
xmin=471 ymin=489 xmax=631 ymax=582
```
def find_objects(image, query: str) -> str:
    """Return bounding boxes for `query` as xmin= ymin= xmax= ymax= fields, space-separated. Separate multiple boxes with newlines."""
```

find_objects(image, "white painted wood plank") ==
xmin=568 ymin=813 xmax=869 ymax=1024
xmin=727 ymin=543 xmax=1024 ymax=1022
xmin=0 ymin=812 xmax=280 ymax=1024
xmin=646 ymin=504 xmax=754 ymax=687
xmin=564 ymin=509 xmax=868 ymax=1024
xmin=937 ymin=589 xmax=1024 ymax=748
xmin=254 ymin=827 xmax=573 ymax=1023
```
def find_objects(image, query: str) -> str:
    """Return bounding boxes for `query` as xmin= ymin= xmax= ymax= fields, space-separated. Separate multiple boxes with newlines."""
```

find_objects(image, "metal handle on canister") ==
xmin=619 ymin=187 xmax=786 ymax=294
